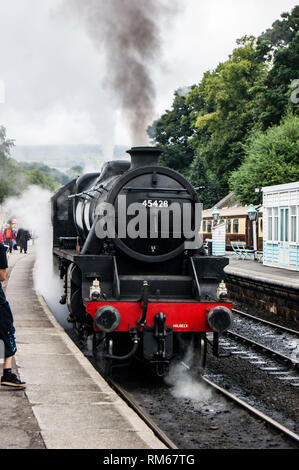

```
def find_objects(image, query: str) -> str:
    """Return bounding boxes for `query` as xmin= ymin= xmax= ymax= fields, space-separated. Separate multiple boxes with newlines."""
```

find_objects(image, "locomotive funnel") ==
xmin=127 ymin=146 xmax=162 ymax=169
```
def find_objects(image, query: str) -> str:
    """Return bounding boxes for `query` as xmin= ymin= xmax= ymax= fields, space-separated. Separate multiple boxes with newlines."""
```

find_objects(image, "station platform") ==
xmin=224 ymin=255 xmax=299 ymax=291
xmin=224 ymin=253 xmax=299 ymax=325
xmin=0 ymin=250 xmax=166 ymax=449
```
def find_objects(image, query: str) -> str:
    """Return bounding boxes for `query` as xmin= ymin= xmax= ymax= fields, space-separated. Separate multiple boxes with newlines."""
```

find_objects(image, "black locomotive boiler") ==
xmin=52 ymin=146 xmax=232 ymax=376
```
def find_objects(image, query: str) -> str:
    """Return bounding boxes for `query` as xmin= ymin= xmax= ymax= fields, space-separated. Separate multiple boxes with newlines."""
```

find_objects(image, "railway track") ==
xmin=61 ymin=305 xmax=299 ymax=449
xmin=201 ymin=375 xmax=299 ymax=445
xmin=108 ymin=377 xmax=178 ymax=449
xmin=109 ymin=308 xmax=299 ymax=448
xmin=224 ymin=329 xmax=298 ymax=368
xmin=108 ymin=362 xmax=299 ymax=449
xmin=232 ymin=308 xmax=299 ymax=336
xmin=214 ymin=308 xmax=299 ymax=387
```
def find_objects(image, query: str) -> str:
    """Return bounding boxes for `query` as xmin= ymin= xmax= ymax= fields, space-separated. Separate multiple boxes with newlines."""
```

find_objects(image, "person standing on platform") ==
xmin=0 ymin=244 xmax=26 ymax=389
xmin=3 ymin=225 xmax=13 ymax=253
xmin=16 ymin=228 xmax=31 ymax=254
xmin=11 ymin=228 xmax=17 ymax=251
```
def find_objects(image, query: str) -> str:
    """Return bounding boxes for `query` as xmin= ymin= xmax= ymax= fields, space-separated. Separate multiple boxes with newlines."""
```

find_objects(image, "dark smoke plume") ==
xmin=61 ymin=0 xmax=179 ymax=145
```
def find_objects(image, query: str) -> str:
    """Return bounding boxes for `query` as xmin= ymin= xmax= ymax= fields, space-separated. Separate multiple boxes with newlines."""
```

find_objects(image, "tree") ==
xmin=0 ymin=126 xmax=25 ymax=203
xmin=255 ymin=6 xmax=299 ymax=61
xmin=255 ymin=6 xmax=299 ymax=128
xmin=185 ymin=36 xmax=267 ymax=206
xmin=26 ymin=169 xmax=59 ymax=192
xmin=20 ymin=162 xmax=70 ymax=185
xmin=0 ymin=126 xmax=14 ymax=158
xmin=147 ymin=89 xmax=195 ymax=175
xmin=0 ymin=126 xmax=63 ymax=203
xmin=148 ymin=8 xmax=299 ymax=208
xmin=229 ymin=114 xmax=299 ymax=204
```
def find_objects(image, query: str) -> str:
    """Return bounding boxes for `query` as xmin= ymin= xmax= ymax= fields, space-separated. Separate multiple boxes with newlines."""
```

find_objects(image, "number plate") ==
xmin=140 ymin=199 xmax=169 ymax=208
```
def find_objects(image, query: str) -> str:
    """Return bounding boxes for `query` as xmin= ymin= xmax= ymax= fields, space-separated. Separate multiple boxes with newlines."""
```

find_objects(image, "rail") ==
xmin=232 ymin=308 xmax=299 ymax=336
xmin=224 ymin=329 xmax=299 ymax=370
xmin=202 ymin=376 xmax=299 ymax=444
xmin=108 ymin=378 xmax=178 ymax=450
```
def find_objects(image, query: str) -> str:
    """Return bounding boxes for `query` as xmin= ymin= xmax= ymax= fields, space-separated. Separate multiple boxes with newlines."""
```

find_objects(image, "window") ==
xmin=207 ymin=220 xmax=212 ymax=233
xmin=273 ymin=208 xmax=278 ymax=241
xmin=233 ymin=219 xmax=239 ymax=234
xmin=226 ymin=219 xmax=231 ymax=233
xmin=267 ymin=208 xmax=272 ymax=240
xmin=202 ymin=220 xmax=207 ymax=232
xmin=280 ymin=207 xmax=289 ymax=242
xmin=291 ymin=206 xmax=297 ymax=242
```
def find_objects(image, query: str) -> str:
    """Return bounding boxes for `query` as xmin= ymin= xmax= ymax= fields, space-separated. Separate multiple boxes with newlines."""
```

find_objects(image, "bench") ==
xmin=256 ymin=251 xmax=264 ymax=263
xmin=230 ymin=241 xmax=255 ymax=260
xmin=203 ymin=238 xmax=213 ymax=255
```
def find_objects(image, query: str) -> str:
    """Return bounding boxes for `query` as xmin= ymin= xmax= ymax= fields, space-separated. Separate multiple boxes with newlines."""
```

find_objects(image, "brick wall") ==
xmin=225 ymin=274 xmax=299 ymax=325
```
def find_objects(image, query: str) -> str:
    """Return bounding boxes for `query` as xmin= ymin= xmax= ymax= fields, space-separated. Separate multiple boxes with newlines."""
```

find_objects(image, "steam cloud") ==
xmin=165 ymin=348 xmax=212 ymax=401
xmin=60 ymin=0 xmax=179 ymax=145
xmin=2 ymin=187 xmax=68 ymax=327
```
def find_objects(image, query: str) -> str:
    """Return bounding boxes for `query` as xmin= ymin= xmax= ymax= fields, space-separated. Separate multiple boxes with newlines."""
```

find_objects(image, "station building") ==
xmin=200 ymin=192 xmax=263 ymax=251
xmin=262 ymin=181 xmax=299 ymax=271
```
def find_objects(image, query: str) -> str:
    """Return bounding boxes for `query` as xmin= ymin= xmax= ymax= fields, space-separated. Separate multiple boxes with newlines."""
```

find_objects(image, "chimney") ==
xmin=127 ymin=146 xmax=162 ymax=170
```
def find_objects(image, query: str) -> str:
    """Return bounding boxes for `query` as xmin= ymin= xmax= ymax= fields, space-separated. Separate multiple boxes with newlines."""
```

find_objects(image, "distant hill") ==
xmin=18 ymin=162 xmax=70 ymax=185
xmin=11 ymin=144 xmax=129 ymax=172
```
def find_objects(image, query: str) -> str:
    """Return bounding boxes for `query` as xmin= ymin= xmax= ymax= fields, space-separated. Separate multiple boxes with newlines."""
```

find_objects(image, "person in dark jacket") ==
xmin=16 ymin=229 xmax=31 ymax=254
xmin=0 ymin=244 xmax=26 ymax=389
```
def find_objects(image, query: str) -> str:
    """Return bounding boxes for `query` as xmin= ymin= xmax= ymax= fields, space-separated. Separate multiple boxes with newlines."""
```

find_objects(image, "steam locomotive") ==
xmin=51 ymin=147 xmax=232 ymax=376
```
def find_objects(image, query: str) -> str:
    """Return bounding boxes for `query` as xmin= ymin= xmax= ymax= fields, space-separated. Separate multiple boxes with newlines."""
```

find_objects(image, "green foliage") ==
xmin=148 ymin=7 xmax=299 ymax=208
xmin=0 ymin=126 xmax=26 ymax=203
xmin=255 ymin=6 xmax=299 ymax=128
xmin=0 ymin=126 xmax=62 ymax=202
xmin=255 ymin=6 xmax=299 ymax=61
xmin=0 ymin=126 xmax=14 ymax=158
xmin=188 ymin=36 xmax=267 ymax=188
xmin=181 ymin=37 xmax=267 ymax=206
xmin=229 ymin=114 xmax=299 ymax=204
xmin=26 ymin=169 xmax=60 ymax=192
xmin=147 ymin=89 xmax=195 ymax=175
xmin=19 ymin=162 xmax=69 ymax=185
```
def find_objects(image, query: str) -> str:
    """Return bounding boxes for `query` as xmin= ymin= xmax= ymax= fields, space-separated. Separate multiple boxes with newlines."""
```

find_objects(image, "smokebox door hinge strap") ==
xmin=137 ymin=281 xmax=149 ymax=327
xmin=113 ymin=256 xmax=120 ymax=300
xmin=190 ymin=257 xmax=201 ymax=300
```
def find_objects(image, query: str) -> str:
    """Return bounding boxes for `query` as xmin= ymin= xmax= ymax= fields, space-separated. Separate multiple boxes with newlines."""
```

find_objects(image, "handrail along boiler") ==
xmin=51 ymin=146 xmax=232 ymax=376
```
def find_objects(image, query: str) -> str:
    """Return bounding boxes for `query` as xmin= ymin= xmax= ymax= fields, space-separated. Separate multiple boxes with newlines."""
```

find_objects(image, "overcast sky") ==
xmin=0 ymin=0 xmax=296 ymax=151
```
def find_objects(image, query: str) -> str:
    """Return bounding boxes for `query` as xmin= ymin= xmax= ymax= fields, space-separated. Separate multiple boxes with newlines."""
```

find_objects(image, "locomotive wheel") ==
xmin=92 ymin=333 xmax=113 ymax=377
xmin=197 ymin=334 xmax=207 ymax=373
xmin=178 ymin=333 xmax=207 ymax=376
xmin=105 ymin=339 xmax=113 ymax=376
xmin=191 ymin=334 xmax=207 ymax=375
